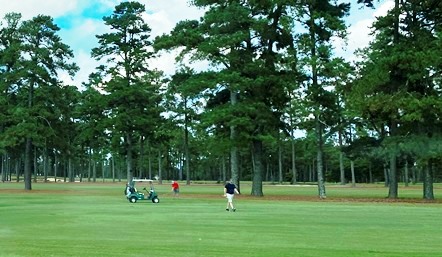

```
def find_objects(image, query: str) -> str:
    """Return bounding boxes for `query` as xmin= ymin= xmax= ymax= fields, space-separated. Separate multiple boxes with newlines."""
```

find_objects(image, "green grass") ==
xmin=1 ymin=182 xmax=441 ymax=257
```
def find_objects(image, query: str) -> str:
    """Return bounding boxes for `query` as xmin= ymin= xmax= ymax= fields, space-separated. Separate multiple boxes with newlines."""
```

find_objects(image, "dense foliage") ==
xmin=1 ymin=0 xmax=441 ymax=199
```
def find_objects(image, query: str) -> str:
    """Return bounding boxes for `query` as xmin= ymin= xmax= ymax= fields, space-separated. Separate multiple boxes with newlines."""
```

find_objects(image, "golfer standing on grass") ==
xmin=224 ymin=179 xmax=240 ymax=212
xmin=171 ymin=180 xmax=180 ymax=197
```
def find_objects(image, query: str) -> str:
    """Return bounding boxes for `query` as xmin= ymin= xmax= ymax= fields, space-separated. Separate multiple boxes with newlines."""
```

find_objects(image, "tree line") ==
xmin=1 ymin=0 xmax=441 ymax=199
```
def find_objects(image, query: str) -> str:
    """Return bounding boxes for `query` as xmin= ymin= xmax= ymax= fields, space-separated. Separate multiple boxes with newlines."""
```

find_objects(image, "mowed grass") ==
xmin=1 ymin=182 xmax=442 ymax=257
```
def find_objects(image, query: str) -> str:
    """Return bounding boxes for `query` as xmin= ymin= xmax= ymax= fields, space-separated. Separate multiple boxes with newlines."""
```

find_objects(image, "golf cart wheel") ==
xmin=129 ymin=196 xmax=138 ymax=203
xmin=152 ymin=197 xmax=159 ymax=203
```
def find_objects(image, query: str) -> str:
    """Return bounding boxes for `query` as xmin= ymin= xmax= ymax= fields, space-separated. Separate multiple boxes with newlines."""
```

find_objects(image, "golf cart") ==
xmin=126 ymin=179 xmax=160 ymax=203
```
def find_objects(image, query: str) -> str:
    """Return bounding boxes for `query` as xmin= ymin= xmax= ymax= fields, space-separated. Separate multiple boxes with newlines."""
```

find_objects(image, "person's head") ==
xmin=171 ymin=180 xmax=175 ymax=184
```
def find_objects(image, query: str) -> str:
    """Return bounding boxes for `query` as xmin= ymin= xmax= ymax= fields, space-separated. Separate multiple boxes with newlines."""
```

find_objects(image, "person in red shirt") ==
xmin=171 ymin=180 xmax=180 ymax=197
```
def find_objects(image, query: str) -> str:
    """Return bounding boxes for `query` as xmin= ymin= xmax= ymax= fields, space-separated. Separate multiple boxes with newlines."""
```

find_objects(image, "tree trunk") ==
xmin=93 ymin=160 xmax=97 ymax=183
xmin=148 ymin=143 xmax=153 ymax=179
xmin=16 ymin=158 xmax=20 ymax=182
xmin=184 ymin=127 xmax=190 ymax=185
xmin=251 ymin=140 xmax=264 ymax=196
xmin=126 ymin=133 xmax=133 ymax=183
xmin=316 ymin=119 xmax=326 ymax=199
xmin=184 ymin=96 xmax=191 ymax=185
xmin=350 ymin=160 xmax=356 ymax=187
xmin=102 ymin=158 xmax=105 ymax=183
xmin=87 ymin=149 xmax=91 ymax=182
xmin=112 ymin=157 xmax=115 ymax=182
xmin=278 ymin=142 xmax=283 ymax=184
xmin=15 ymin=156 xmax=23 ymax=183
xmin=411 ymin=165 xmax=416 ymax=185
xmin=79 ymin=155 xmax=83 ymax=182
xmin=404 ymin=160 xmax=409 ymax=187
xmin=387 ymin=0 xmax=401 ymax=199
xmin=221 ymin=155 xmax=227 ymax=183
xmin=2 ymin=154 xmax=9 ymax=182
xmin=24 ymin=80 xmax=34 ymax=190
xmin=33 ymin=147 xmax=38 ymax=183
xmin=54 ymin=153 xmax=58 ymax=182
xmin=423 ymin=161 xmax=434 ymax=200
xmin=49 ymin=154 xmax=53 ymax=182
xmin=158 ymin=149 xmax=162 ymax=184
xmin=139 ymin=137 xmax=144 ymax=178
xmin=43 ymin=149 xmax=48 ymax=182
xmin=340 ymin=152 xmax=345 ymax=185
xmin=6 ymin=157 xmax=10 ymax=181
xmin=119 ymin=158 xmax=123 ymax=181
xmin=291 ymin=138 xmax=297 ymax=184
xmin=384 ymin=164 xmax=389 ymax=187
xmin=388 ymin=154 xmax=398 ymax=198
xmin=165 ymin=149 xmax=171 ymax=180
xmin=64 ymin=160 xmax=67 ymax=182
xmin=1 ymin=154 xmax=5 ymax=182
xmin=24 ymin=138 xmax=33 ymax=190
xmin=338 ymin=130 xmax=345 ymax=185
xmin=368 ymin=162 xmax=373 ymax=183
xmin=68 ymin=156 xmax=74 ymax=182
xmin=230 ymin=90 xmax=240 ymax=191
xmin=266 ymin=159 xmax=271 ymax=182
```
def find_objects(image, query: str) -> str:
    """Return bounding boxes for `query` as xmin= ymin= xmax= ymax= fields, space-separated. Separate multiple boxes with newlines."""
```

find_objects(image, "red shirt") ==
xmin=172 ymin=181 xmax=179 ymax=190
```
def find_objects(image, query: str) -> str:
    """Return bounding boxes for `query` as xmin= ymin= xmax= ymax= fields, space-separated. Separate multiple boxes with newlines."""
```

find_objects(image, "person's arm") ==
xmin=234 ymin=188 xmax=240 ymax=194
xmin=223 ymin=187 xmax=227 ymax=196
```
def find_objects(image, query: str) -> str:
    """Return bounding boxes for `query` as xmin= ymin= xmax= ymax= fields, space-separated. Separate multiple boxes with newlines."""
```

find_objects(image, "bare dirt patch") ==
xmin=0 ymin=188 xmax=94 ymax=196
xmin=2 ymin=184 xmax=441 ymax=204
xmin=179 ymin=193 xmax=442 ymax=204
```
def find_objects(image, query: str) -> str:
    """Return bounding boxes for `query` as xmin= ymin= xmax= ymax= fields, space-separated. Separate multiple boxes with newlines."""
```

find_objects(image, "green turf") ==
xmin=0 ymin=182 xmax=441 ymax=257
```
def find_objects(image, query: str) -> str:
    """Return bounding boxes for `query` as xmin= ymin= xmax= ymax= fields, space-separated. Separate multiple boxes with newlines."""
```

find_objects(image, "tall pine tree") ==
xmin=92 ymin=1 xmax=162 ymax=183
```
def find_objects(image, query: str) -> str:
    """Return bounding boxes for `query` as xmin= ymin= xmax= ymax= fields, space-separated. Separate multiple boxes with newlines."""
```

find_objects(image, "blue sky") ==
xmin=0 ymin=0 xmax=393 ymax=87
xmin=54 ymin=3 xmax=111 ymax=29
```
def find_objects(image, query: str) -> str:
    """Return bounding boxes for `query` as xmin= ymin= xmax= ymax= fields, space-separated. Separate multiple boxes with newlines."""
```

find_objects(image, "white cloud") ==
xmin=337 ymin=18 xmax=375 ymax=62
xmin=149 ymin=50 xmax=179 ymax=75
xmin=57 ymin=49 xmax=101 ymax=89
xmin=373 ymin=0 xmax=395 ymax=18
xmin=144 ymin=0 xmax=204 ymax=23
xmin=141 ymin=1 xmax=205 ymax=77
xmin=56 ymin=18 xmax=110 ymax=87
xmin=1 ymin=0 xmax=205 ymax=86
xmin=143 ymin=10 xmax=175 ymax=39
xmin=334 ymin=0 xmax=395 ymax=62
xmin=75 ymin=18 xmax=106 ymax=36
xmin=95 ymin=0 xmax=121 ymax=10
xmin=0 ymin=0 xmax=79 ymax=20
xmin=59 ymin=18 xmax=108 ymax=53
xmin=73 ymin=50 xmax=102 ymax=87
xmin=10 ymin=1 xmax=399 ymax=86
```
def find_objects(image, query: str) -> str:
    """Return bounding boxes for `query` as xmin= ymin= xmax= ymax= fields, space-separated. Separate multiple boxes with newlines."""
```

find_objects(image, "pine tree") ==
xmin=294 ymin=0 xmax=350 ymax=198
xmin=351 ymin=0 xmax=442 ymax=199
xmin=92 ymin=1 xmax=163 ymax=183
xmin=2 ymin=14 xmax=78 ymax=190
xmin=155 ymin=0 xmax=296 ymax=196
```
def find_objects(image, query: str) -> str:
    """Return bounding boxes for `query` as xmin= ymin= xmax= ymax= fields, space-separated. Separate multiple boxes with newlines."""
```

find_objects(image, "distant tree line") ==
xmin=1 ymin=0 xmax=441 ymax=200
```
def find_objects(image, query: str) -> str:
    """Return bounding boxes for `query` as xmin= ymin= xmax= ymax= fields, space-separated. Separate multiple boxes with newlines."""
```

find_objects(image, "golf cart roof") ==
xmin=132 ymin=178 xmax=154 ymax=182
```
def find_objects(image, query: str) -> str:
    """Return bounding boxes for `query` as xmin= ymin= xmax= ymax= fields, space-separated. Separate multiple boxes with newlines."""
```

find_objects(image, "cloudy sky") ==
xmin=0 ymin=0 xmax=394 ymax=87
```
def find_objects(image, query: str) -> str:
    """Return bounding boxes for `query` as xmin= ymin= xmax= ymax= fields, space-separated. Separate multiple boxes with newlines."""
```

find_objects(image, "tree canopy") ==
xmin=1 ymin=0 xmax=441 ymax=200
